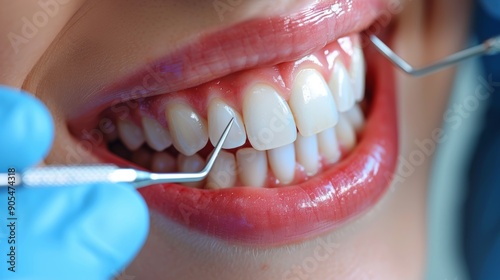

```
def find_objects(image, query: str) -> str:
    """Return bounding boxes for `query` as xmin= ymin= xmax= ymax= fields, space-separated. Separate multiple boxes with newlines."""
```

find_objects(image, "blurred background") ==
xmin=426 ymin=1 xmax=500 ymax=278
xmin=427 ymin=54 xmax=486 ymax=280
xmin=425 ymin=51 xmax=485 ymax=280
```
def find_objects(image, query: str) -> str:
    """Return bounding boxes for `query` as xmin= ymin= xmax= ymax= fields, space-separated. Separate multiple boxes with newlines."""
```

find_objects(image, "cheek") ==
xmin=392 ymin=0 xmax=470 ymax=153
xmin=0 ymin=0 xmax=85 ymax=87
xmin=43 ymin=99 xmax=106 ymax=166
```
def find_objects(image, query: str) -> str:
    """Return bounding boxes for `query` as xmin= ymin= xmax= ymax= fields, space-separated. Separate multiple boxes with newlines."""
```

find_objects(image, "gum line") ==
xmin=101 ymin=34 xmax=359 ymax=127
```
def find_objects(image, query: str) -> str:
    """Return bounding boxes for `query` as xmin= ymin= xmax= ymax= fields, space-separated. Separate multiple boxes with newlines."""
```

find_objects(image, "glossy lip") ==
xmin=68 ymin=0 xmax=387 ymax=122
xmin=68 ymin=0 xmax=398 ymax=245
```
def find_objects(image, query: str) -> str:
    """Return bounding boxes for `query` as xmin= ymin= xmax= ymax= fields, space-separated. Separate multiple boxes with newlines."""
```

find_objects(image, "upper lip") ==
xmin=69 ymin=0 xmax=387 ymax=121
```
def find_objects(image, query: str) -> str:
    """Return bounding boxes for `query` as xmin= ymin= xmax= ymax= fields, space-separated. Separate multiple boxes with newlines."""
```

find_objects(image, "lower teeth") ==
xmin=107 ymin=104 xmax=365 ymax=189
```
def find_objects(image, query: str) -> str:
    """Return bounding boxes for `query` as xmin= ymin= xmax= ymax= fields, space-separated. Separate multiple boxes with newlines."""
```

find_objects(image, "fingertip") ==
xmin=0 ymin=86 xmax=54 ymax=170
xmin=107 ymin=183 xmax=150 ymax=259
xmin=82 ymin=183 xmax=149 ymax=275
xmin=10 ymin=183 xmax=149 ymax=279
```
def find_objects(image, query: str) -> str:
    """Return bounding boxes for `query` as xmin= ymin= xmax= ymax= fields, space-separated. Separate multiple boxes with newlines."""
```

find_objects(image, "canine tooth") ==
xmin=243 ymin=84 xmax=297 ymax=151
xmin=344 ymin=105 xmax=365 ymax=132
xmin=207 ymin=151 xmax=237 ymax=189
xmin=141 ymin=117 xmax=172 ymax=152
xmin=295 ymin=134 xmax=320 ymax=176
xmin=329 ymin=60 xmax=355 ymax=112
xmin=350 ymin=47 xmax=366 ymax=101
xmin=165 ymin=102 xmax=208 ymax=156
xmin=236 ymin=148 xmax=267 ymax=187
xmin=317 ymin=127 xmax=341 ymax=164
xmin=268 ymin=143 xmax=296 ymax=185
xmin=117 ymin=120 xmax=145 ymax=151
xmin=151 ymin=152 xmax=176 ymax=173
xmin=208 ymin=98 xmax=246 ymax=149
xmin=289 ymin=69 xmax=339 ymax=137
xmin=177 ymin=154 xmax=205 ymax=188
xmin=335 ymin=115 xmax=356 ymax=152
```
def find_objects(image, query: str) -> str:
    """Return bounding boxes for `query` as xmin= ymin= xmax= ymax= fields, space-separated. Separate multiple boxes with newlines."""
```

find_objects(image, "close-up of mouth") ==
xmin=5 ymin=0 xmax=493 ymax=278
xmin=8 ymin=0 xmax=497 ymax=277
xmin=67 ymin=0 xmax=397 ymax=246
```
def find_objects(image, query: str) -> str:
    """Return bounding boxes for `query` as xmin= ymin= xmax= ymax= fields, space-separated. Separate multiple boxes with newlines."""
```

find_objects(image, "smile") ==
xmin=68 ymin=0 xmax=398 ymax=245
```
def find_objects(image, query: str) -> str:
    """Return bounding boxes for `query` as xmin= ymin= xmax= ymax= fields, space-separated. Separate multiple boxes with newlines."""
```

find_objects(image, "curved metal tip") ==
xmin=135 ymin=118 xmax=235 ymax=187
xmin=201 ymin=118 xmax=234 ymax=176
xmin=370 ymin=34 xmax=499 ymax=77
xmin=485 ymin=35 xmax=500 ymax=55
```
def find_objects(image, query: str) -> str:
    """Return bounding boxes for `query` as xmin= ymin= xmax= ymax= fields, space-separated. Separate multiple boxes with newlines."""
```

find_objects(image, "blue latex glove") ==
xmin=0 ymin=86 xmax=149 ymax=279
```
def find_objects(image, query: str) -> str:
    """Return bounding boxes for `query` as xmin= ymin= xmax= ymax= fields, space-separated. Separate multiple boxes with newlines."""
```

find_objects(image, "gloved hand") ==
xmin=0 ymin=86 xmax=149 ymax=279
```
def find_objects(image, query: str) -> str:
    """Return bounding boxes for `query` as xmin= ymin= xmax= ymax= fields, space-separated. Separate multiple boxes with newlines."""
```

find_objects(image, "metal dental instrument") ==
xmin=0 ymin=118 xmax=234 ymax=189
xmin=370 ymin=34 xmax=500 ymax=77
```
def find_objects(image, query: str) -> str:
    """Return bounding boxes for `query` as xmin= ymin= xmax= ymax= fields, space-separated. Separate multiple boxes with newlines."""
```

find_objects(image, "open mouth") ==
xmin=68 ymin=0 xmax=397 ymax=245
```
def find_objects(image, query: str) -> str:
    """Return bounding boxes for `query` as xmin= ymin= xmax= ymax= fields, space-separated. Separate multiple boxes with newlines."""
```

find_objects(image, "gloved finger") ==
xmin=0 ymin=183 xmax=149 ymax=279
xmin=0 ymin=86 xmax=53 ymax=171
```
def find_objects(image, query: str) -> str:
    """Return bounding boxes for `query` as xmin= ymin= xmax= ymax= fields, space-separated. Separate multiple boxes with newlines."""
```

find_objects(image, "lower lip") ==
xmin=136 ymin=49 xmax=398 ymax=246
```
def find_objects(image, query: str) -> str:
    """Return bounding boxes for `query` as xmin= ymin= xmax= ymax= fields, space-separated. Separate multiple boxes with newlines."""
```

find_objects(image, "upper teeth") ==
xmin=141 ymin=117 xmax=172 ymax=151
xmin=208 ymin=98 xmax=247 ymax=149
xmin=290 ymin=68 xmax=339 ymax=137
xmin=350 ymin=46 xmax=366 ymax=101
xmin=117 ymin=120 xmax=145 ymax=151
xmin=106 ymin=35 xmax=366 ymax=188
xmin=243 ymin=84 xmax=297 ymax=151
xmin=329 ymin=60 xmax=355 ymax=112
xmin=165 ymin=102 xmax=208 ymax=156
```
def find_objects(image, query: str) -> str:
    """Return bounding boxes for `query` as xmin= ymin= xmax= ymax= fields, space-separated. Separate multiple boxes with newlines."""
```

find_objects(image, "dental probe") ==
xmin=370 ymin=34 xmax=500 ymax=77
xmin=0 ymin=118 xmax=234 ymax=189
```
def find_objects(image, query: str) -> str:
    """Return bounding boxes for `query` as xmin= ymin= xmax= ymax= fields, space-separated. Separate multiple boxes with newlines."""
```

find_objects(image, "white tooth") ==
xmin=344 ymin=105 xmax=365 ymax=132
xmin=329 ymin=60 xmax=355 ymax=112
xmin=208 ymin=98 xmax=246 ymax=149
xmin=177 ymin=153 xmax=205 ymax=188
xmin=151 ymin=152 xmax=176 ymax=173
xmin=335 ymin=115 xmax=356 ymax=152
xmin=141 ymin=117 xmax=172 ymax=152
xmin=289 ymin=69 xmax=339 ymax=137
xmin=294 ymin=134 xmax=320 ymax=176
xmin=207 ymin=151 xmax=237 ymax=189
xmin=117 ymin=120 xmax=145 ymax=151
xmin=236 ymin=148 xmax=267 ymax=187
xmin=243 ymin=84 xmax=297 ymax=151
xmin=350 ymin=47 xmax=366 ymax=101
xmin=317 ymin=127 xmax=341 ymax=164
xmin=267 ymin=143 xmax=296 ymax=185
xmin=165 ymin=102 xmax=208 ymax=156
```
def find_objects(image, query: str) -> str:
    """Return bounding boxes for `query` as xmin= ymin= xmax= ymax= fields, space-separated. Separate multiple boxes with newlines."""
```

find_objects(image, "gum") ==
xmin=101 ymin=34 xmax=360 ymax=129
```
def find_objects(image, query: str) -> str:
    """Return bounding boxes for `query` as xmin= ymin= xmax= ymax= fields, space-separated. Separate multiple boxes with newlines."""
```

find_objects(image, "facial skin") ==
xmin=1 ymin=0 xmax=470 ymax=279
